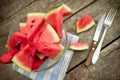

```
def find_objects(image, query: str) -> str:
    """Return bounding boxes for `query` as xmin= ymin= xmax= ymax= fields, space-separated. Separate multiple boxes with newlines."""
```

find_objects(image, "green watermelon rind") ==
xmin=19 ymin=22 xmax=26 ymax=27
xmin=12 ymin=56 xmax=31 ymax=72
xmin=76 ymin=20 xmax=95 ymax=33
xmin=62 ymin=4 xmax=72 ymax=13
xmin=69 ymin=46 xmax=89 ymax=50
xmin=28 ymin=12 xmax=45 ymax=17
xmin=69 ymin=43 xmax=89 ymax=51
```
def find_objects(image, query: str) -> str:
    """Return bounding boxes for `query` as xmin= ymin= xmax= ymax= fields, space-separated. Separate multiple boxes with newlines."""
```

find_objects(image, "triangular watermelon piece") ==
xmin=46 ymin=6 xmax=63 ymax=39
xmin=33 ymin=24 xmax=60 ymax=43
xmin=34 ymin=42 xmax=64 ymax=60
xmin=76 ymin=15 xmax=95 ymax=33
xmin=12 ymin=44 xmax=36 ymax=72
xmin=26 ymin=13 xmax=45 ymax=40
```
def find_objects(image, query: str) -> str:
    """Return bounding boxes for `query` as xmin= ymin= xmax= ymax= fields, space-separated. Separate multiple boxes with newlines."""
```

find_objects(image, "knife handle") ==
xmin=85 ymin=40 xmax=97 ymax=66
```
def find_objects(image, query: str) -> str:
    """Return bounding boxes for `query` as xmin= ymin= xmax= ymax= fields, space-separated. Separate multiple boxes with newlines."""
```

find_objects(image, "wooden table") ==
xmin=0 ymin=0 xmax=120 ymax=80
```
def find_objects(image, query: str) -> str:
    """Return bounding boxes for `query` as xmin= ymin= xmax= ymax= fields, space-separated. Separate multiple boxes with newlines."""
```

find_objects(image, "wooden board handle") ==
xmin=85 ymin=40 xmax=97 ymax=66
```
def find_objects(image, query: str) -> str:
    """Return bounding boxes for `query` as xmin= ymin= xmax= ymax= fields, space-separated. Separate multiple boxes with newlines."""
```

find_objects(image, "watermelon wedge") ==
xmin=33 ymin=24 xmax=60 ymax=43
xmin=69 ymin=42 xmax=89 ymax=50
xmin=45 ymin=6 xmax=63 ymax=39
xmin=76 ymin=15 xmax=95 ymax=33
xmin=19 ymin=23 xmax=26 ymax=35
xmin=0 ymin=49 xmax=18 ymax=64
xmin=34 ymin=42 xmax=64 ymax=60
xmin=6 ymin=32 xmax=26 ymax=49
xmin=32 ymin=56 xmax=47 ymax=70
xmin=12 ymin=44 xmax=36 ymax=72
xmin=26 ymin=13 xmax=45 ymax=40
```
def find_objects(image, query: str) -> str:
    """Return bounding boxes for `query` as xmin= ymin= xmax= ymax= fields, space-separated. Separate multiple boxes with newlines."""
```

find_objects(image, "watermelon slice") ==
xmin=12 ymin=44 xmax=36 ymax=72
xmin=0 ymin=49 xmax=18 ymax=64
xmin=19 ymin=23 xmax=26 ymax=35
xmin=32 ymin=56 xmax=47 ymax=70
xmin=26 ymin=13 xmax=45 ymax=40
xmin=6 ymin=32 xmax=26 ymax=49
xmin=33 ymin=24 xmax=60 ymax=43
xmin=45 ymin=6 xmax=63 ymax=39
xmin=34 ymin=42 xmax=64 ymax=60
xmin=76 ymin=15 xmax=95 ymax=33
xmin=69 ymin=42 xmax=89 ymax=50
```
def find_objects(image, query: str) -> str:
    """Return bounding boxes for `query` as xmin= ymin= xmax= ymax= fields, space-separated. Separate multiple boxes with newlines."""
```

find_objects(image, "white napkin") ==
xmin=13 ymin=33 xmax=79 ymax=80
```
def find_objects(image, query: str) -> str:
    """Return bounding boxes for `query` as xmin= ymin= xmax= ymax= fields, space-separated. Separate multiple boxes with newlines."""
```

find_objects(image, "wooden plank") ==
xmin=0 ymin=0 xmax=36 ymax=22
xmin=65 ymin=0 xmax=120 ymax=71
xmin=65 ymin=38 xmax=120 ymax=80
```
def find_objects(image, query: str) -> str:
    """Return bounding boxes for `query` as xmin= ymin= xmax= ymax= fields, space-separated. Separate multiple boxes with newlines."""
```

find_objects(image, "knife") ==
xmin=85 ymin=13 xmax=106 ymax=66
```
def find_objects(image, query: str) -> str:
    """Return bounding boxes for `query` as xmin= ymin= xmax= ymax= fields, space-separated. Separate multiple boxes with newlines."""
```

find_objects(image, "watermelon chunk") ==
xmin=6 ymin=32 xmax=26 ymax=49
xmin=26 ymin=13 xmax=45 ymax=40
xmin=12 ymin=44 xmax=36 ymax=72
xmin=69 ymin=42 xmax=89 ymax=50
xmin=33 ymin=24 xmax=60 ymax=43
xmin=0 ymin=49 xmax=18 ymax=64
xmin=46 ymin=6 xmax=63 ymax=39
xmin=34 ymin=42 xmax=64 ymax=59
xmin=19 ymin=23 xmax=26 ymax=35
xmin=76 ymin=15 xmax=95 ymax=33
xmin=32 ymin=56 xmax=47 ymax=70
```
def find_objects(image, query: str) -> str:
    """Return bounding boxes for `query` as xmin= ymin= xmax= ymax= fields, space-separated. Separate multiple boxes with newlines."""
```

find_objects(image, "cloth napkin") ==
xmin=13 ymin=33 xmax=79 ymax=80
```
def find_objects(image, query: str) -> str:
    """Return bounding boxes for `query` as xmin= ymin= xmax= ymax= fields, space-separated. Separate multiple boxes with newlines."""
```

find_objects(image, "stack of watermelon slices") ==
xmin=0 ymin=4 xmax=72 ymax=72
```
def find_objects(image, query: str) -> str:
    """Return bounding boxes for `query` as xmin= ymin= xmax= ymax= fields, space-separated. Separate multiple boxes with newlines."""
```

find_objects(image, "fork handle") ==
xmin=85 ymin=40 xmax=97 ymax=66
xmin=92 ymin=27 xmax=108 ymax=64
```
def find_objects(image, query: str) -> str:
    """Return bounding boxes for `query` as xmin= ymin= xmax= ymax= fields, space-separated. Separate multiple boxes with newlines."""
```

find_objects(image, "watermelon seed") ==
xmin=26 ymin=49 xmax=30 ymax=53
xmin=30 ymin=25 xmax=33 ymax=28
xmin=32 ymin=20 xmax=35 ymax=23
xmin=45 ymin=44 xmax=48 ymax=47
xmin=30 ymin=54 xmax=32 ymax=57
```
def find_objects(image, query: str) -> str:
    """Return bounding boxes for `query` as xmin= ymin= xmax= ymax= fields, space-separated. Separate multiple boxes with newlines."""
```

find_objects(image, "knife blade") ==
xmin=85 ymin=13 xmax=106 ymax=66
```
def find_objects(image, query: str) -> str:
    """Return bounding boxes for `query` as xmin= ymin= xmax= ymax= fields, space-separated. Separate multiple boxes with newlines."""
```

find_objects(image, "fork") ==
xmin=92 ymin=8 xmax=118 ymax=64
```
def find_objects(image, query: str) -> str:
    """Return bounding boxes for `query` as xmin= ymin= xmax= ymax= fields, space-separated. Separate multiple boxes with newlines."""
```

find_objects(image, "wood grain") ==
xmin=0 ymin=0 xmax=37 ymax=22
xmin=65 ymin=38 xmax=120 ymax=80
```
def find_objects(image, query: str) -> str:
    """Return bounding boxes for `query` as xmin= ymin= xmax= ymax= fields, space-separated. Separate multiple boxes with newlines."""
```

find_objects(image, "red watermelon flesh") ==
xmin=46 ymin=7 xmax=63 ymax=39
xmin=34 ymin=42 xmax=64 ymax=59
xmin=33 ymin=24 xmax=60 ymax=43
xmin=12 ymin=44 xmax=36 ymax=72
xmin=33 ymin=23 xmax=47 ymax=43
xmin=19 ymin=23 xmax=27 ymax=35
xmin=69 ymin=42 xmax=89 ymax=50
xmin=6 ymin=32 xmax=26 ymax=49
xmin=0 ymin=49 xmax=18 ymax=64
xmin=32 ymin=56 xmax=47 ymax=70
xmin=76 ymin=15 xmax=95 ymax=33
xmin=26 ymin=13 xmax=45 ymax=40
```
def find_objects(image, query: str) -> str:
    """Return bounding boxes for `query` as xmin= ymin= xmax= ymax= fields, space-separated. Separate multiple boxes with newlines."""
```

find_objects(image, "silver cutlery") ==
xmin=92 ymin=8 xmax=118 ymax=64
